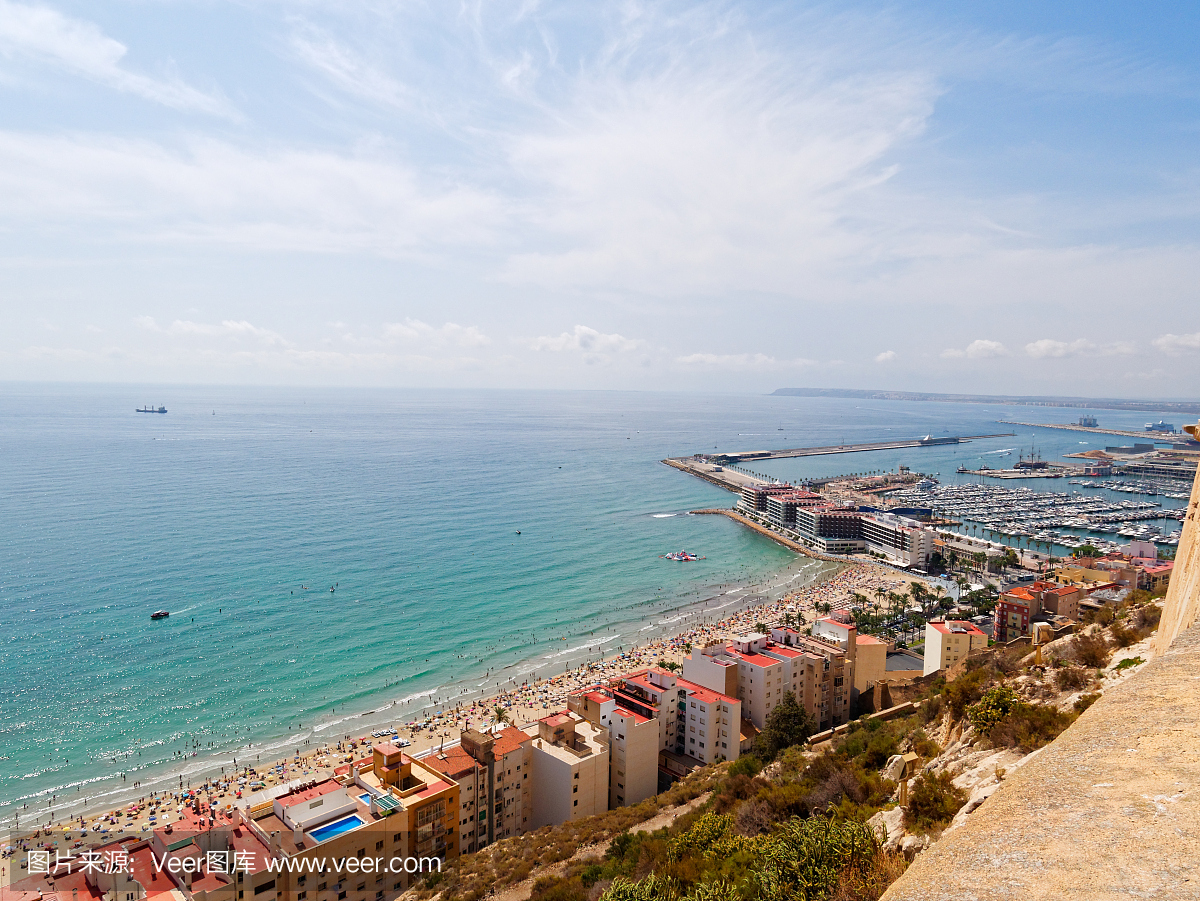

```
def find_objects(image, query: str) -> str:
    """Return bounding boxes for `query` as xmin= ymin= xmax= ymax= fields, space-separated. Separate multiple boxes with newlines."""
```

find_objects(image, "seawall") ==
xmin=689 ymin=508 xmax=850 ymax=565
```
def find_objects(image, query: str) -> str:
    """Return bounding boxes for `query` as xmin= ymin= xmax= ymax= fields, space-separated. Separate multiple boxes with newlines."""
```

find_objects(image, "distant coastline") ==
xmin=772 ymin=387 xmax=1200 ymax=415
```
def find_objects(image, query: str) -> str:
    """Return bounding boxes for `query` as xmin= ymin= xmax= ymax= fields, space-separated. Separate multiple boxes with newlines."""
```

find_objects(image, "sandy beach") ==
xmin=1 ymin=557 xmax=927 ymax=868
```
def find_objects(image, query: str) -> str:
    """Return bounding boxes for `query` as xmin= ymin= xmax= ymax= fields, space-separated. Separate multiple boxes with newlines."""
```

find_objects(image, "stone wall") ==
xmin=1155 ymin=420 xmax=1200 ymax=654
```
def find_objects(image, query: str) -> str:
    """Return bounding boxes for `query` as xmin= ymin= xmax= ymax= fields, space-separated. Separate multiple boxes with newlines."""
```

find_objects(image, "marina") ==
xmin=886 ymin=480 xmax=1183 ymax=554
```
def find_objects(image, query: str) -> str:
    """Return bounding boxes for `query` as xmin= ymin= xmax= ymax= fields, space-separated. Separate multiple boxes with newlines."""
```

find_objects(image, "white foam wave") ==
xmin=541 ymin=635 xmax=619 ymax=660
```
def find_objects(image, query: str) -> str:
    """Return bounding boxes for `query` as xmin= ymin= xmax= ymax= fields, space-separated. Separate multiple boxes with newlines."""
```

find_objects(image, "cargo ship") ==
xmin=137 ymin=405 xmax=168 ymax=414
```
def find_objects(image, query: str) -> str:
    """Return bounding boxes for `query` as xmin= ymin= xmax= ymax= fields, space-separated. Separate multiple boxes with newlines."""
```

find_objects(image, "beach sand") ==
xmin=1 ymin=559 xmax=927 ymax=865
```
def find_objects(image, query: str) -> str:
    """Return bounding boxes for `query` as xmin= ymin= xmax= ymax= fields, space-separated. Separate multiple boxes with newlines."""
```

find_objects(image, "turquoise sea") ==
xmin=0 ymin=386 xmax=1186 ymax=831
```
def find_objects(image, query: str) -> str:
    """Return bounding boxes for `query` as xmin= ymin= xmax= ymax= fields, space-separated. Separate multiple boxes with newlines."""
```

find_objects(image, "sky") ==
xmin=1 ymin=0 xmax=1199 ymax=395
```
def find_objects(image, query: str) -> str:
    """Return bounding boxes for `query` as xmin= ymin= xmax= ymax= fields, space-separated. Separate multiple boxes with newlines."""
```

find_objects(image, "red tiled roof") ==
xmin=492 ymin=725 xmax=530 ymax=757
xmin=374 ymin=741 xmax=402 ymax=756
xmin=585 ymin=690 xmax=611 ymax=704
xmin=426 ymin=745 xmax=481 ymax=779
xmin=856 ymin=635 xmax=884 ymax=645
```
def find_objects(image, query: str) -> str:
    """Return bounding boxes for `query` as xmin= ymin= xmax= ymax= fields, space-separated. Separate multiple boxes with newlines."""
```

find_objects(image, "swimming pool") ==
xmin=308 ymin=813 xmax=366 ymax=843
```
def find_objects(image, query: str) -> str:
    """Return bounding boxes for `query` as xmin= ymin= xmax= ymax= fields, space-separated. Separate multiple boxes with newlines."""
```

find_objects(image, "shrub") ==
xmin=1114 ymin=656 xmax=1144 ymax=671
xmin=1134 ymin=604 xmax=1162 ymax=631
xmin=919 ymin=694 xmax=943 ymax=725
xmin=1109 ymin=622 xmax=1139 ymax=648
xmin=904 ymin=771 xmax=966 ymax=833
xmin=580 ymin=864 xmax=604 ymax=888
xmin=754 ymin=691 xmax=817 ymax=761
xmin=829 ymin=850 xmax=908 ymax=901
xmin=1053 ymin=666 xmax=1091 ymax=691
xmin=1070 ymin=632 xmax=1111 ymax=668
xmin=530 ymin=876 xmax=587 ymax=901
xmin=1074 ymin=692 xmax=1101 ymax=714
xmin=748 ymin=817 xmax=885 ymax=901
xmin=727 ymin=754 xmax=762 ymax=778
xmin=987 ymin=703 xmax=1075 ymax=752
xmin=967 ymin=686 xmax=1016 ymax=733
xmin=909 ymin=729 xmax=940 ymax=758
xmin=945 ymin=668 xmax=990 ymax=719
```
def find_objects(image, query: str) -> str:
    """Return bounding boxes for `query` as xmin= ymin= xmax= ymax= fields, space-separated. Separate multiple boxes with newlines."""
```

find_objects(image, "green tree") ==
xmin=754 ymin=691 xmax=817 ymax=761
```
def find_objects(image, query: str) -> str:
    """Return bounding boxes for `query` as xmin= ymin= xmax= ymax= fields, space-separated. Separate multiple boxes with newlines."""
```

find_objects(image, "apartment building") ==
xmin=53 ymin=745 xmax=465 ymax=901
xmin=525 ymin=713 xmax=610 ymax=829
xmin=923 ymin=620 xmax=988 ymax=675
xmin=608 ymin=668 xmax=742 ymax=767
xmin=424 ymin=725 xmax=532 ymax=852
xmin=685 ymin=631 xmax=852 ymax=732
xmin=567 ymin=688 xmax=659 ymax=808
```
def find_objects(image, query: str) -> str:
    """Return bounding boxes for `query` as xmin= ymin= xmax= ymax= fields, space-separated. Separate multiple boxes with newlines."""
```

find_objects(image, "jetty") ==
xmin=664 ymin=433 xmax=1013 ymax=494
xmin=1002 ymin=420 xmax=1200 ymax=444
xmin=703 ymin=433 xmax=1013 ymax=462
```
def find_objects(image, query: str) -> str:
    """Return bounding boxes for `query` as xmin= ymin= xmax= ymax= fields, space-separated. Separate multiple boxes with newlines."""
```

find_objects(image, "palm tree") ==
xmin=927 ymin=586 xmax=946 ymax=617
xmin=489 ymin=706 xmax=510 ymax=730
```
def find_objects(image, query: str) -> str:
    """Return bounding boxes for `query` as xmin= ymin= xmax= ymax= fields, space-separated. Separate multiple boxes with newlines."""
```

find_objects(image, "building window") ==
xmin=573 ymin=785 xmax=578 ymax=793
xmin=574 ymin=800 xmax=578 ymax=807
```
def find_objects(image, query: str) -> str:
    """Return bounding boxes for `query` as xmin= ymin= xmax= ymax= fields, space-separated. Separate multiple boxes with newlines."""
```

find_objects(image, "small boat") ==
xmin=661 ymin=549 xmax=705 ymax=561
xmin=151 ymin=610 xmax=170 ymax=620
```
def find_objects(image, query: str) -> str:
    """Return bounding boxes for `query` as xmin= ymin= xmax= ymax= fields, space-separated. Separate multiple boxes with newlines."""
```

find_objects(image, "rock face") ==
xmin=882 ymin=754 xmax=906 ymax=783
xmin=867 ymin=806 xmax=906 ymax=853
xmin=882 ymin=620 xmax=1200 ymax=901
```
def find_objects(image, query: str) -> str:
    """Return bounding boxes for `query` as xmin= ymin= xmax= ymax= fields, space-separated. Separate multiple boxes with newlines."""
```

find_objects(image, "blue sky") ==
xmin=1 ymin=0 xmax=1198 ymax=395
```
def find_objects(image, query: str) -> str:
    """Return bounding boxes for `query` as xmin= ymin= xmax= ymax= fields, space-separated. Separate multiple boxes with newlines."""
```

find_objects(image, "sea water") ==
xmin=0 ymin=386 xmax=1183 ymax=829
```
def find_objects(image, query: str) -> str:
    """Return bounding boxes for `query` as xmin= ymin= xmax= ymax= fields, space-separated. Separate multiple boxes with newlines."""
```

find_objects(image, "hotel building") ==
xmin=525 ymin=713 xmax=610 ymax=829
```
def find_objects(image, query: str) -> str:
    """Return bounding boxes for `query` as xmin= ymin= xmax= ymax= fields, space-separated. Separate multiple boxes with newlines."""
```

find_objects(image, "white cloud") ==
xmin=941 ymin=339 xmax=1008 ymax=359
xmin=874 ymin=350 xmax=897 ymax=363
xmin=0 ymin=0 xmax=230 ymax=114
xmin=531 ymin=325 xmax=642 ymax=354
xmin=674 ymin=353 xmax=815 ymax=371
xmin=137 ymin=316 xmax=293 ymax=347
xmin=382 ymin=320 xmax=491 ymax=348
xmin=1153 ymin=332 xmax=1200 ymax=354
xmin=1025 ymin=338 xmax=1135 ymax=358
xmin=288 ymin=24 xmax=412 ymax=108
xmin=0 ymin=132 xmax=503 ymax=254
xmin=497 ymin=7 xmax=937 ymax=297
